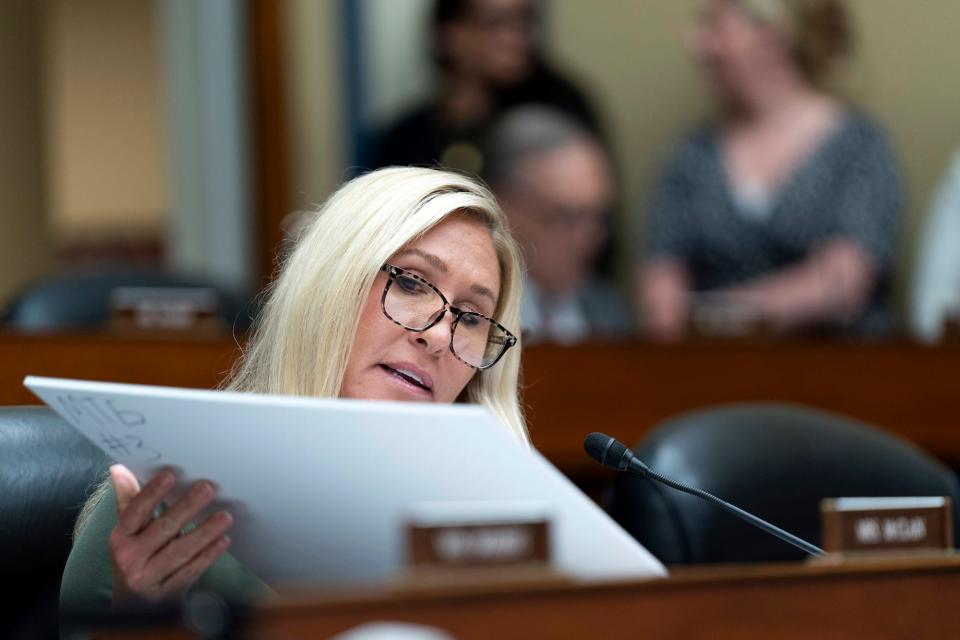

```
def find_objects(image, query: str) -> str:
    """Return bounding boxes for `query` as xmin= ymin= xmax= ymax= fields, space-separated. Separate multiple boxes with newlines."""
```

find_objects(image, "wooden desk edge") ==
xmin=265 ymin=553 xmax=960 ymax=614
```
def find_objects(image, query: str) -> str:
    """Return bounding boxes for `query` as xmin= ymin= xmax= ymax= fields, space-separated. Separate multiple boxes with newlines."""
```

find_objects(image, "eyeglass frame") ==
xmin=379 ymin=264 xmax=518 ymax=370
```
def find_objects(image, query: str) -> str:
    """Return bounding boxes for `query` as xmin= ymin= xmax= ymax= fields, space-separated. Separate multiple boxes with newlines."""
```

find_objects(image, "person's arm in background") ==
xmin=719 ymin=237 xmax=876 ymax=330
xmin=718 ymin=122 xmax=902 ymax=331
xmin=635 ymin=140 xmax=697 ymax=340
xmin=910 ymin=152 xmax=960 ymax=342
xmin=637 ymin=257 xmax=691 ymax=340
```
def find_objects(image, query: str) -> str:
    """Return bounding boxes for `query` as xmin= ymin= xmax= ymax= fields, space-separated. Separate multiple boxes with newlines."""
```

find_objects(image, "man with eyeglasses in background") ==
xmin=483 ymin=106 xmax=633 ymax=344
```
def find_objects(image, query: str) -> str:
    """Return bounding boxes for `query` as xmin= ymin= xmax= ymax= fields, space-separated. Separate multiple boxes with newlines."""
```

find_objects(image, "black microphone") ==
xmin=584 ymin=432 xmax=824 ymax=558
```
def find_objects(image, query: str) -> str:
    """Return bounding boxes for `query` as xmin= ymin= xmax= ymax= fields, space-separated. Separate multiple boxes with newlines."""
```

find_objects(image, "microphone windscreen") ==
xmin=584 ymin=432 xmax=626 ymax=468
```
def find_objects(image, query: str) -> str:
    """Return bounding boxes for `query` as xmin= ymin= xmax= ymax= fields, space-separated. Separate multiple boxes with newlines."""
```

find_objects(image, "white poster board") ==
xmin=25 ymin=376 xmax=666 ymax=587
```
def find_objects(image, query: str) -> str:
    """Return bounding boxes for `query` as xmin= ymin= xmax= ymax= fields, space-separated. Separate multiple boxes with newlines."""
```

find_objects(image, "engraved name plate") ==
xmin=405 ymin=501 xmax=551 ymax=570
xmin=821 ymin=497 xmax=953 ymax=553
xmin=110 ymin=287 xmax=224 ymax=335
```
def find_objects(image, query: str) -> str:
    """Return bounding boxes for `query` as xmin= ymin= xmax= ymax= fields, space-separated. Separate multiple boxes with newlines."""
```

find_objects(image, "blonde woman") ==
xmin=60 ymin=167 xmax=526 ymax=615
xmin=637 ymin=0 xmax=902 ymax=339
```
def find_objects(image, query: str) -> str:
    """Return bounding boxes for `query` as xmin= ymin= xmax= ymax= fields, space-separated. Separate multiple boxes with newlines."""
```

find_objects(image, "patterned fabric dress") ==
xmin=641 ymin=111 xmax=903 ymax=335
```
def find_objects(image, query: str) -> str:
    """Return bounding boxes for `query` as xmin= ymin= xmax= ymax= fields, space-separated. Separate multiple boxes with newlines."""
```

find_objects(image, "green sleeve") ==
xmin=60 ymin=484 xmax=273 ymax=619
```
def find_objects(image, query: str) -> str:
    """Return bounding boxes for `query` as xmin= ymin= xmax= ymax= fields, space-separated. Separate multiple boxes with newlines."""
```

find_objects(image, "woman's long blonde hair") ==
xmin=226 ymin=166 xmax=527 ymax=440
xmin=75 ymin=167 xmax=527 ymax=538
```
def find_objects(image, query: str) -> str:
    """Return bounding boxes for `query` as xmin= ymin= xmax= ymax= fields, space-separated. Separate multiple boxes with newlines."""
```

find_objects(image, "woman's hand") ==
xmin=108 ymin=464 xmax=233 ymax=606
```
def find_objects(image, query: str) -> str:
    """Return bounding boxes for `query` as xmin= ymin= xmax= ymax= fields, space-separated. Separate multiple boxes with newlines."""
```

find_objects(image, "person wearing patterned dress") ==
xmin=636 ymin=0 xmax=902 ymax=339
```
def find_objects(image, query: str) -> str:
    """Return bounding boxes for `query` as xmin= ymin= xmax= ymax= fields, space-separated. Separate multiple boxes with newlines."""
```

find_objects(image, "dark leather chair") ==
xmin=606 ymin=403 xmax=960 ymax=565
xmin=0 ymin=407 xmax=110 ymax=639
xmin=1 ymin=267 xmax=253 ymax=332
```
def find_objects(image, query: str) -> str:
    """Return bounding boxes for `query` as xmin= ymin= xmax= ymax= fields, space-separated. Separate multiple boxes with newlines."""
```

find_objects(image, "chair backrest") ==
xmin=1 ymin=267 xmax=253 ymax=331
xmin=0 ymin=407 xmax=110 ymax=637
xmin=606 ymin=403 xmax=960 ymax=565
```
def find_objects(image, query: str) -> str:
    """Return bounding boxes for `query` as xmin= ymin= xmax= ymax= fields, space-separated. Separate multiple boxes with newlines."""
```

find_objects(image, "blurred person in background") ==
xmin=911 ymin=150 xmax=960 ymax=342
xmin=636 ymin=0 xmax=902 ymax=340
xmin=373 ymin=0 xmax=601 ymax=175
xmin=483 ymin=107 xmax=632 ymax=344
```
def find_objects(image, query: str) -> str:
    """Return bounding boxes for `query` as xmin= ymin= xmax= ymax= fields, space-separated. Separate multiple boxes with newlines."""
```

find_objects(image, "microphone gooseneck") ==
xmin=584 ymin=432 xmax=824 ymax=558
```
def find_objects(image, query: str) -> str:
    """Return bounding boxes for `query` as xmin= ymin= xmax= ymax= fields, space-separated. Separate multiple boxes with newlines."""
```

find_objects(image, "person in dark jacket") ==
xmin=373 ymin=0 xmax=602 ymax=176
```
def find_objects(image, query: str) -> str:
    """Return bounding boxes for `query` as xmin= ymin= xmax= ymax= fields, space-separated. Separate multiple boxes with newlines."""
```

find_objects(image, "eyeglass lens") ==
xmin=385 ymin=271 xmax=509 ymax=368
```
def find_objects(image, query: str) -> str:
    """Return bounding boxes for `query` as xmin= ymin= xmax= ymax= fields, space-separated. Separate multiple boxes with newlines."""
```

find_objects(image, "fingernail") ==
xmin=199 ymin=481 xmax=216 ymax=498
xmin=218 ymin=511 xmax=234 ymax=526
xmin=159 ymin=471 xmax=175 ymax=488
xmin=221 ymin=535 xmax=231 ymax=549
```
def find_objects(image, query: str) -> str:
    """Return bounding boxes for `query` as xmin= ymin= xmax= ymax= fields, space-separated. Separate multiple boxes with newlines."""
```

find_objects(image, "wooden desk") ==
xmin=99 ymin=557 xmax=960 ymax=639
xmin=3 ymin=333 xmax=959 ymax=482
xmin=521 ymin=341 xmax=960 ymax=486
xmin=0 ymin=332 xmax=239 ymax=402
